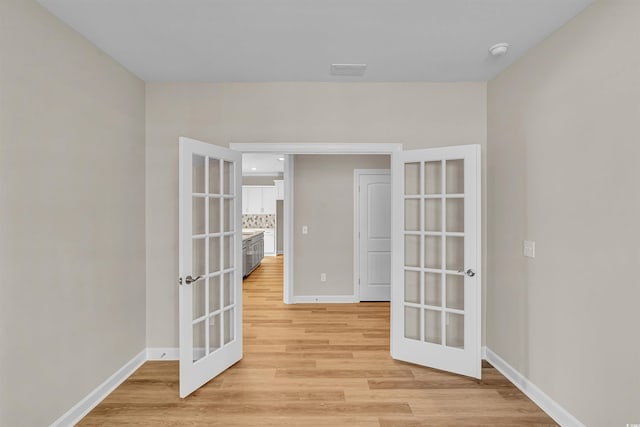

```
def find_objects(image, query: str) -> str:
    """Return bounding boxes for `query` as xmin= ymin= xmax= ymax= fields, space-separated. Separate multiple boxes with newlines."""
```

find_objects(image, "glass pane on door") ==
xmin=190 ymin=152 xmax=238 ymax=360
xmin=193 ymin=155 xmax=205 ymax=194
xmin=209 ymin=275 xmax=221 ymax=312
xmin=209 ymin=158 xmax=221 ymax=195
xmin=404 ymin=271 xmax=420 ymax=304
xmin=446 ymin=160 xmax=464 ymax=194
xmin=424 ymin=309 xmax=442 ymax=344
xmin=404 ymin=307 xmax=420 ymax=340
xmin=193 ymin=321 xmax=206 ymax=362
xmin=193 ymin=197 xmax=205 ymax=235
xmin=223 ymin=161 xmax=234 ymax=195
xmin=209 ymin=314 xmax=221 ymax=354
xmin=223 ymin=308 xmax=234 ymax=344
xmin=403 ymin=157 xmax=466 ymax=349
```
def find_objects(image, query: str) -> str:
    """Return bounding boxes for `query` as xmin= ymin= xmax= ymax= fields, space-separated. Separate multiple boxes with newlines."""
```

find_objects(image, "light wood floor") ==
xmin=79 ymin=256 xmax=557 ymax=426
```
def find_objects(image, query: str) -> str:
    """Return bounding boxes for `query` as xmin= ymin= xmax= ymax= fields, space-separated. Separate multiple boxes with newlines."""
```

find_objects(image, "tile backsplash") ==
xmin=242 ymin=214 xmax=275 ymax=229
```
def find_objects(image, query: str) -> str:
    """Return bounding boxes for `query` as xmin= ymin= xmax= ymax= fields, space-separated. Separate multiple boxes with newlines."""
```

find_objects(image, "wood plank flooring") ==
xmin=79 ymin=256 xmax=557 ymax=426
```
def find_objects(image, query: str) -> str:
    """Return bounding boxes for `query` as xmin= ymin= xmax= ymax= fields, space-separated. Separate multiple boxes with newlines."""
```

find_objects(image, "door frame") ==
xmin=353 ymin=169 xmax=391 ymax=302
xmin=229 ymin=143 xmax=402 ymax=304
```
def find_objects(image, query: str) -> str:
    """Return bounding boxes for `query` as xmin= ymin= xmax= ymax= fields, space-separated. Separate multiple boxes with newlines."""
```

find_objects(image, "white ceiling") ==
xmin=242 ymin=154 xmax=285 ymax=175
xmin=39 ymin=0 xmax=593 ymax=82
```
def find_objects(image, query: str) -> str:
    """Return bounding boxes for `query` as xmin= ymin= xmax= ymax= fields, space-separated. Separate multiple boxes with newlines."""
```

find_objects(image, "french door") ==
xmin=177 ymin=141 xmax=481 ymax=397
xmin=178 ymin=137 xmax=242 ymax=397
xmin=391 ymin=145 xmax=481 ymax=378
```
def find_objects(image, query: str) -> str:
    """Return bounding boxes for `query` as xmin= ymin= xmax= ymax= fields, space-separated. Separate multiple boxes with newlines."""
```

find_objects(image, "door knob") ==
xmin=458 ymin=269 xmax=476 ymax=277
xmin=183 ymin=275 xmax=202 ymax=285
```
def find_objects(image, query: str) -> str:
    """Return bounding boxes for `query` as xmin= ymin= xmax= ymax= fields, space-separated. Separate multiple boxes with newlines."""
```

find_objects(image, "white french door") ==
xmin=178 ymin=137 xmax=242 ymax=397
xmin=391 ymin=145 xmax=481 ymax=379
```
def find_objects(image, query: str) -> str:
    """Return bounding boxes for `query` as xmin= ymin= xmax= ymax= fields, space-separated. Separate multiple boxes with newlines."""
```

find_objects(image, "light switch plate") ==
xmin=523 ymin=240 xmax=535 ymax=258
xmin=302 ymin=225 xmax=308 ymax=234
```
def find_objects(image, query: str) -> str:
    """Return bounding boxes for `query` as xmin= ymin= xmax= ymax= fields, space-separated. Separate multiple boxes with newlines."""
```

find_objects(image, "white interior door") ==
xmin=179 ymin=137 xmax=242 ymax=397
xmin=391 ymin=145 xmax=481 ymax=378
xmin=357 ymin=170 xmax=391 ymax=301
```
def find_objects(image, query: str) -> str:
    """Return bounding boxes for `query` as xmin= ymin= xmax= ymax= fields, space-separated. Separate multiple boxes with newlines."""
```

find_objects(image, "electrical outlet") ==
xmin=302 ymin=225 xmax=308 ymax=234
xmin=320 ymin=273 xmax=327 ymax=282
xmin=523 ymin=240 xmax=535 ymax=258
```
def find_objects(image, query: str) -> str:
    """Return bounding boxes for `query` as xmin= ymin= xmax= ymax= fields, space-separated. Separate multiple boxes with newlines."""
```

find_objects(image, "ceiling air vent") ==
xmin=330 ymin=64 xmax=367 ymax=77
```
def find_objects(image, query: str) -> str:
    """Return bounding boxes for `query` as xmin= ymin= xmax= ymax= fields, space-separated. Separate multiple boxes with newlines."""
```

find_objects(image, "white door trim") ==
xmin=229 ymin=142 xmax=402 ymax=154
xmin=229 ymin=143 xmax=402 ymax=304
xmin=353 ymin=169 xmax=391 ymax=302
xmin=283 ymin=154 xmax=294 ymax=304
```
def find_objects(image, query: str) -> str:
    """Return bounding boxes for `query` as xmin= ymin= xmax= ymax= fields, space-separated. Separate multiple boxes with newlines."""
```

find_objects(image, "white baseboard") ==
xmin=292 ymin=295 xmax=358 ymax=303
xmin=50 ymin=349 xmax=146 ymax=427
xmin=484 ymin=347 xmax=585 ymax=427
xmin=147 ymin=347 xmax=180 ymax=361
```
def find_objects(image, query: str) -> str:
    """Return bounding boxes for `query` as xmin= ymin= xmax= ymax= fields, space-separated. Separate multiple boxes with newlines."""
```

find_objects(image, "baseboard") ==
xmin=50 ymin=349 xmax=146 ymax=427
xmin=147 ymin=347 xmax=180 ymax=361
xmin=484 ymin=347 xmax=585 ymax=427
xmin=292 ymin=295 xmax=357 ymax=303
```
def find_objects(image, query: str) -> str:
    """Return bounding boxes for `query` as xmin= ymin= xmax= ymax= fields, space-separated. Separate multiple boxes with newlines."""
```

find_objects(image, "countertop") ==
xmin=242 ymin=230 xmax=264 ymax=241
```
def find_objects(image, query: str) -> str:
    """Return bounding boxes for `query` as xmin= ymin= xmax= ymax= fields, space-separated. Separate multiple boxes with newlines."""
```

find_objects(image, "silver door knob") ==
xmin=184 ymin=275 xmax=202 ymax=285
xmin=458 ymin=269 xmax=476 ymax=277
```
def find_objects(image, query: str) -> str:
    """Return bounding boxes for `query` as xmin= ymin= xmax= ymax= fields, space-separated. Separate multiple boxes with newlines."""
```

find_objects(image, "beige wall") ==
xmin=242 ymin=175 xmax=281 ymax=185
xmin=0 ymin=1 xmax=146 ymax=426
xmin=293 ymin=155 xmax=390 ymax=296
xmin=487 ymin=1 xmax=640 ymax=425
xmin=146 ymin=82 xmax=487 ymax=347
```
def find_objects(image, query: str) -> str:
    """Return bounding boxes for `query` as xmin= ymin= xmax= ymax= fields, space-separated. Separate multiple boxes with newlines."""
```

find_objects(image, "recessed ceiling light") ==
xmin=278 ymin=157 xmax=285 ymax=161
xmin=489 ymin=43 xmax=510 ymax=57
xmin=330 ymin=64 xmax=367 ymax=77
xmin=251 ymin=167 xmax=257 ymax=171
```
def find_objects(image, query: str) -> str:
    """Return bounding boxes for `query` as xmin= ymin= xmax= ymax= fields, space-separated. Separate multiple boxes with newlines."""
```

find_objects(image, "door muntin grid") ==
xmin=403 ymin=159 xmax=465 ymax=350
xmin=191 ymin=154 xmax=238 ymax=363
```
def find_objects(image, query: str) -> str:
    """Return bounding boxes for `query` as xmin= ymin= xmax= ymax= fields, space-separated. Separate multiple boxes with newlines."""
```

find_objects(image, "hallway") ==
xmin=78 ymin=256 xmax=556 ymax=426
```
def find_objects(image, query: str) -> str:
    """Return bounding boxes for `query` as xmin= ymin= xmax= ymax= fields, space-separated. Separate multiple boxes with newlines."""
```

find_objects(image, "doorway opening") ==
xmin=240 ymin=153 xmax=285 ymax=288
xmin=231 ymin=143 xmax=401 ymax=305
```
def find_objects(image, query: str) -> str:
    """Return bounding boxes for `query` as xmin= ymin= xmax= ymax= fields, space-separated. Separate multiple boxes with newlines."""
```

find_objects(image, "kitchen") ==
xmin=241 ymin=153 xmax=285 ymax=277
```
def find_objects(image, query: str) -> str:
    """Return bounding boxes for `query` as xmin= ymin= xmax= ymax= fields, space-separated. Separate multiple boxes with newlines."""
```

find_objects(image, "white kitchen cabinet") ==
xmin=244 ymin=186 xmax=263 ymax=214
xmin=241 ymin=188 xmax=248 ymax=214
xmin=263 ymin=229 xmax=275 ymax=255
xmin=274 ymin=180 xmax=284 ymax=200
xmin=242 ymin=185 xmax=276 ymax=214
xmin=262 ymin=187 xmax=276 ymax=214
